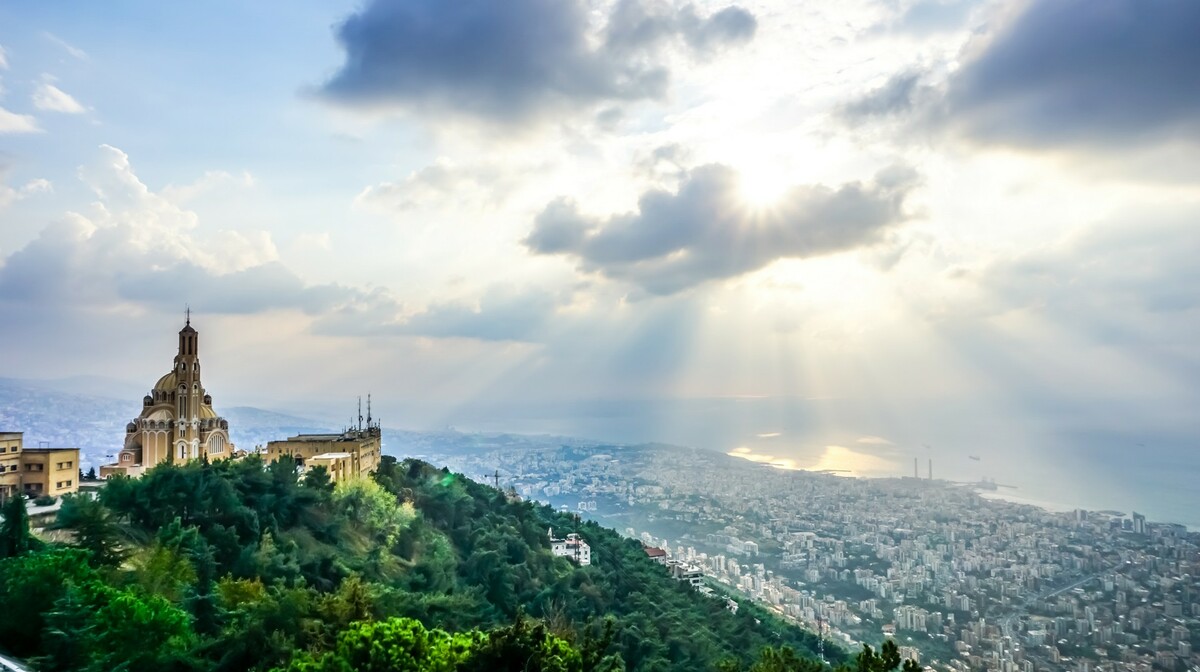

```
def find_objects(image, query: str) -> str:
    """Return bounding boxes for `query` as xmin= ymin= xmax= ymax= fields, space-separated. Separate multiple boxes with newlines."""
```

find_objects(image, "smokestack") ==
xmin=928 ymin=458 xmax=933 ymax=480
xmin=914 ymin=458 xmax=918 ymax=479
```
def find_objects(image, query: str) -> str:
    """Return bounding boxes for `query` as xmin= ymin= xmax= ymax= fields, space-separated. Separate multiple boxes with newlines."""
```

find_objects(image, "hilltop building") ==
xmin=549 ymin=529 xmax=592 ymax=566
xmin=101 ymin=316 xmax=234 ymax=478
xmin=264 ymin=403 xmax=381 ymax=482
xmin=0 ymin=431 xmax=81 ymax=501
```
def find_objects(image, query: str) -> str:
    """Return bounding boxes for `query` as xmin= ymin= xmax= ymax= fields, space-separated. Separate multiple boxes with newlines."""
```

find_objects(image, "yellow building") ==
xmin=101 ymin=316 xmax=234 ymax=478
xmin=0 ymin=432 xmax=23 ymax=501
xmin=307 ymin=452 xmax=355 ymax=483
xmin=20 ymin=447 xmax=80 ymax=498
xmin=264 ymin=424 xmax=381 ymax=481
xmin=0 ymin=431 xmax=81 ymax=501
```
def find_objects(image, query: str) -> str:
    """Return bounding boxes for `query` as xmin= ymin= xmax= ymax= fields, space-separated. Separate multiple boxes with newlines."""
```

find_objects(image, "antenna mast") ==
xmin=366 ymin=393 xmax=372 ymax=427
xmin=357 ymin=396 xmax=363 ymax=432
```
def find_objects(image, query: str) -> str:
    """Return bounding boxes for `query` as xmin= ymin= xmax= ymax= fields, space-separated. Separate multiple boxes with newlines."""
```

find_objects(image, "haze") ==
xmin=1 ymin=1 xmax=1197 ymax=519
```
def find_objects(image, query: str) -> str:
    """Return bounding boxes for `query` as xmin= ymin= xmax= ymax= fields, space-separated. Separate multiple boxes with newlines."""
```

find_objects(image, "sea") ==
xmin=417 ymin=396 xmax=1200 ymax=530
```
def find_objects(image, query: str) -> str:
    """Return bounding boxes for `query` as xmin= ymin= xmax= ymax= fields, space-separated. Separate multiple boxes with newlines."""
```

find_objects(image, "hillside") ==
xmin=0 ymin=455 xmax=886 ymax=671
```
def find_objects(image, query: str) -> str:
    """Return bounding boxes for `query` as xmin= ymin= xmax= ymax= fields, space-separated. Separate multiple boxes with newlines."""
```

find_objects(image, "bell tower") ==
xmin=172 ymin=308 xmax=204 ymax=459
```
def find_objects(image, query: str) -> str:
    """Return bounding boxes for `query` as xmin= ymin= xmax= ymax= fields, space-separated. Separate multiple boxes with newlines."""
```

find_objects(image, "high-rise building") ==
xmin=101 ymin=317 xmax=234 ymax=478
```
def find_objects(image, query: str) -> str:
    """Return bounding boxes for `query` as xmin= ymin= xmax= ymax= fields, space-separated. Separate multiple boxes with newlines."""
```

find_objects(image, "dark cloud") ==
xmin=320 ymin=0 xmax=756 ymax=122
xmin=524 ymin=163 xmax=918 ymax=295
xmin=840 ymin=70 xmax=925 ymax=122
xmin=943 ymin=0 xmax=1200 ymax=146
xmin=845 ymin=0 xmax=1200 ymax=149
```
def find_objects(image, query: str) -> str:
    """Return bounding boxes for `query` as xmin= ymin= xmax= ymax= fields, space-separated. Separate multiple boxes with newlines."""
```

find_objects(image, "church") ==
xmin=100 ymin=316 xmax=234 ymax=478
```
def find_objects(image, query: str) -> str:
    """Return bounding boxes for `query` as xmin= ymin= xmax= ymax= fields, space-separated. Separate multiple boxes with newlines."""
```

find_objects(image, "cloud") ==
xmin=975 ymin=213 xmax=1200 ymax=318
xmin=161 ymin=170 xmax=256 ymax=203
xmin=0 ymin=106 xmax=40 ymax=133
xmin=0 ymin=45 xmax=8 ymax=70
xmin=524 ymin=163 xmax=918 ymax=295
xmin=115 ymin=261 xmax=362 ymax=316
xmin=355 ymin=160 xmax=514 ymax=212
xmin=942 ymin=0 xmax=1200 ymax=147
xmin=313 ymin=285 xmax=564 ymax=342
xmin=32 ymin=79 xmax=87 ymax=114
xmin=870 ymin=0 xmax=981 ymax=36
xmin=42 ymin=33 xmax=88 ymax=60
xmin=0 ymin=145 xmax=365 ymax=317
xmin=320 ymin=0 xmax=756 ymax=123
xmin=0 ymin=161 xmax=51 ymax=209
xmin=840 ymin=70 xmax=927 ymax=123
xmin=851 ymin=0 xmax=1200 ymax=149
xmin=396 ymin=286 xmax=561 ymax=341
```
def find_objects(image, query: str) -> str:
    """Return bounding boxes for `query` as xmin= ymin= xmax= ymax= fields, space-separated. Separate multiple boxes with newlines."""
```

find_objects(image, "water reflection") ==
xmin=728 ymin=444 xmax=898 ymax=476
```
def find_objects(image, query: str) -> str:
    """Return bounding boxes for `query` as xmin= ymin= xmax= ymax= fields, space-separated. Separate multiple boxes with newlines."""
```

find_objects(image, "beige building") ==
xmin=20 ymin=447 xmax=80 ymax=498
xmin=0 ymin=431 xmax=81 ymax=501
xmin=264 ymin=424 xmax=381 ymax=481
xmin=307 ymin=452 xmax=355 ymax=483
xmin=0 ymin=432 xmax=23 ymax=501
xmin=101 ymin=317 xmax=234 ymax=478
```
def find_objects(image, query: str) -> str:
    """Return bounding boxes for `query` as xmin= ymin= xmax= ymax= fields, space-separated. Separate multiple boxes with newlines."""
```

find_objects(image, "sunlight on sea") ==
xmin=728 ymin=444 xmax=896 ymax=476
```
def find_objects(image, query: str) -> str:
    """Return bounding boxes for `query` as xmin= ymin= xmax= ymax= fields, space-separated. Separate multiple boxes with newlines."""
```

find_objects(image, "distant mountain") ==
xmin=5 ymin=374 xmax=149 ymax=401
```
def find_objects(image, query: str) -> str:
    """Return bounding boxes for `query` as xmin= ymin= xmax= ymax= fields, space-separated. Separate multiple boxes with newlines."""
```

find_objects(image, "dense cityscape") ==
xmin=414 ymin=437 xmax=1200 ymax=672
xmin=3 ymin=373 xmax=1197 ymax=671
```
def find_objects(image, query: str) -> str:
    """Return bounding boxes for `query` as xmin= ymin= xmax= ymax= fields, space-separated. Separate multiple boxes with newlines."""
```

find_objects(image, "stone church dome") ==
xmin=154 ymin=370 xmax=178 ymax=391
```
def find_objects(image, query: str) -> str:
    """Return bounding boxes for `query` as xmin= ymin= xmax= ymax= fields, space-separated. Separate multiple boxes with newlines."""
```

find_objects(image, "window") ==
xmin=56 ymin=461 xmax=73 ymax=470
xmin=24 ymin=464 xmax=43 ymax=472
xmin=55 ymin=481 xmax=72 ymax=489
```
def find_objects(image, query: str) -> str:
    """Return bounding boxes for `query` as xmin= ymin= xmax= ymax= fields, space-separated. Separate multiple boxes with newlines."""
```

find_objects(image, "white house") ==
xmin=549 ymin=529 xmax=592 ymax=566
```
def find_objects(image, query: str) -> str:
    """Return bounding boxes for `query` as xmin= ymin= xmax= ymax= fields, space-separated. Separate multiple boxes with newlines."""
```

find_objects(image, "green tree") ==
xmin=0 ymin=547 xmax=96 ymax=657
xmin=279 ymin=617 xmax=476 ymax=672
xmin=39 ymin=580 xmax=197 ymax=672
xmin=838 ymin=641 xmax=921 ymax=672
xmin=0 ymin=494 xmax=33 ymax=558
xmin=54 ymin=493 xmax=126 ymax=566
xmin=459 ymin=612 xmax=584 ymax=672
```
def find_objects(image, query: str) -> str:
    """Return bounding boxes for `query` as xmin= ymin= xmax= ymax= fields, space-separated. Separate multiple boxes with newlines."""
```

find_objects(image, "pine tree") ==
xmin=0 ymin=493 xmax=33 ymax=558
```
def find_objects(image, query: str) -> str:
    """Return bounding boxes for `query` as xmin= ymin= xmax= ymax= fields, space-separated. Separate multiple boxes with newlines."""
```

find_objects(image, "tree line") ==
xmin=0 ymin=454 xmax=917 ymax=671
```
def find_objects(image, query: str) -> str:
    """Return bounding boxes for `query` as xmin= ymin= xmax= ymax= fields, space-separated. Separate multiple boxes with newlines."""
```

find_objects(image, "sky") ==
xmin=1 ymin=0 xmax=1199 ymax=502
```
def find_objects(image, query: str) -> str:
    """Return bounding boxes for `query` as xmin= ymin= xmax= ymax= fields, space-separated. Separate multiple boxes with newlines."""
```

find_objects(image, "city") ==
xmin=416 ymin=438 xmax=1200 ymax=672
